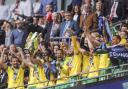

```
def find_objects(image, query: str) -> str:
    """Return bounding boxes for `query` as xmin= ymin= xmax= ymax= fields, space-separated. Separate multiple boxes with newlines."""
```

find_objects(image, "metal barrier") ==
xmin=41 ymin=63 xmax=128 ymax=89
xmin=111 ymin=19 xmax=128 ymax=31
xmin=112 ymin=19 xmax=128 ymax=27
xmin=50 ymin=37 xmax=72 ymax=44
xmin=50 ymin=37 xmax=81 ymax=45
xmin=5 ymin=63 xmax=128 ymax=89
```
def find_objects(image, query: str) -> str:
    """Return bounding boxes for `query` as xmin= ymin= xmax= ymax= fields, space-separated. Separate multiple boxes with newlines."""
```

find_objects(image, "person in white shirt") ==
xmin=0 ymin=0 xmax=10 ymax=20
xmin=33 ymin=0 xmax=41 ymax=15
xmin=19 ymin=0 xmax=33 ymax=17
xmin=50 ymin=12 xmax=60 ymax=38
xmin=9 ymin=0 xmax=21 ymax=20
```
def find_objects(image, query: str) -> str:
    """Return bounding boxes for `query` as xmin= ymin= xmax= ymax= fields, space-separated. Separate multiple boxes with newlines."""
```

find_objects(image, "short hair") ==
xmin=43 ymin=49 xmax=51 ymax=56
xmin=115 ymin=35 xmax=121 ymax=42
xmin=10 ymin=55 xmax=19 ymax=62
xmin=57 ymin=49 xmax=63 ymax=54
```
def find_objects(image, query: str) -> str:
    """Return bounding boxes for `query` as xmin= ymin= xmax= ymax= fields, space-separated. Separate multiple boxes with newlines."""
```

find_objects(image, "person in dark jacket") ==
xmin=25 ymin=16 xmax=46 ymax=39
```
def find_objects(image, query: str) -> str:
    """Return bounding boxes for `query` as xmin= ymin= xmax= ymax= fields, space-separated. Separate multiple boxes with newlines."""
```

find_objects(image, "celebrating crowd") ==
xmin=0 ymin=0 xmax=128 ymax=89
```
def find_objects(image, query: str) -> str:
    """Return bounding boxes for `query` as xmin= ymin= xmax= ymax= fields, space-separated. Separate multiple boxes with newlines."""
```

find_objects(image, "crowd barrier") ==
xmin=4 ymin=63 xmax=128 ymax=89
xmin=50 ymin=37 xmax=81 ymax=45
xmin=112 ymin=19 xmax=128 ymax=27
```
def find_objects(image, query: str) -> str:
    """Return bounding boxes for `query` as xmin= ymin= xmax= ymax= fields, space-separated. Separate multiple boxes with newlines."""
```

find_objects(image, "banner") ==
xmin=109 ymin=45 xmax=128 ymax=60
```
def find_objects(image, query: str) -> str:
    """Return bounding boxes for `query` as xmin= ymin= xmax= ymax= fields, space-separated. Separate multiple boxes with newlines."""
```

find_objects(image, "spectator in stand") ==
xmin=28 ymin=16 xmax=44 ymax=33
xmin=33 ymin=0 xmax=41 ymax=15
xmin=19 ymin=0 xmax=33 ymax=17
xmin=67 ymin=0 xmax=82 ymax=12
xmin=84 ymin=0 xmax=92 ymax=5
xmin=80 ymin=3 xmax=98 ymax=33
xmin=45 ymin=4 xmax=53 ymax=22
xmin=95 ymin=1 xmax=104 ymax=17
xmin=59 ymin=10 xmax=65 ymax=22
xmin=80 ymin=4 xmax=91 ymax=29
xmin=2 ymin=21 xmax=12 ymax=47
xmin=39 ymin=0 xmax=57 ymax=16
xmin=95 ymin=1 xmax=105 ymax=35
xmin=10 ymin=20 xmax=27 ymax=48
xmin=59 ymin=11 xmax=80 ymax=37
xmin=45 ymin=12 xmax=60 ymax=42
xmin=9 ymin=0 xmax=21 ymax=20
xmin=38 ymin=16 xmax=47 ymax=29
xmin=0 ymin=0 xmax=10 ymax=20
xmin=82 ymin=0 xmax=93 ymax=9
xmin=72 ymin=5 xmax=82 ymax=28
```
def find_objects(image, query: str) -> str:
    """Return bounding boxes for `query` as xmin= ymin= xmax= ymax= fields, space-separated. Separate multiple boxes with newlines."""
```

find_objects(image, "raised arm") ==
xmin=0 ymin=48 xmax=8 ymax=69
xmin=71 ymin=36 xmax=80 ymax=54
xmin=32 ymin=48 xmax=44 ymax=67
xmin=17 ymin=47 xmax=34 ymax=68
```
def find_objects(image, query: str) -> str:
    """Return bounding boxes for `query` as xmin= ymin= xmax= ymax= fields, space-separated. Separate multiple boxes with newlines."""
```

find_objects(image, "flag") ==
xmin=109 ymin=45 xmax=128 ymax=60
xmin=105 ymin=20 xmax=113 ymax=42
xmin=98 ymin=16 xmax=104 ymax=35
xmin=109 ymin=1 xmax=119 ymax=21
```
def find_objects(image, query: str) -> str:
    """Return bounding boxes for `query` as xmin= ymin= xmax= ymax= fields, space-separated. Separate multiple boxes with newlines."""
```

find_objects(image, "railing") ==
xmin=41 ymin=63 xmax=128 ymax=89
xmin=50 ymin=37 xmax=72 ymax=44
xmin=5 ymin=63 xmax=128 ymax=89
xmin=50 ymin=37 xmax=81 ymax=45
xmin=111 ymin=19 xmax=128 ymax=31
xmin=112 ymin=19 xmax=128 ymax=27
